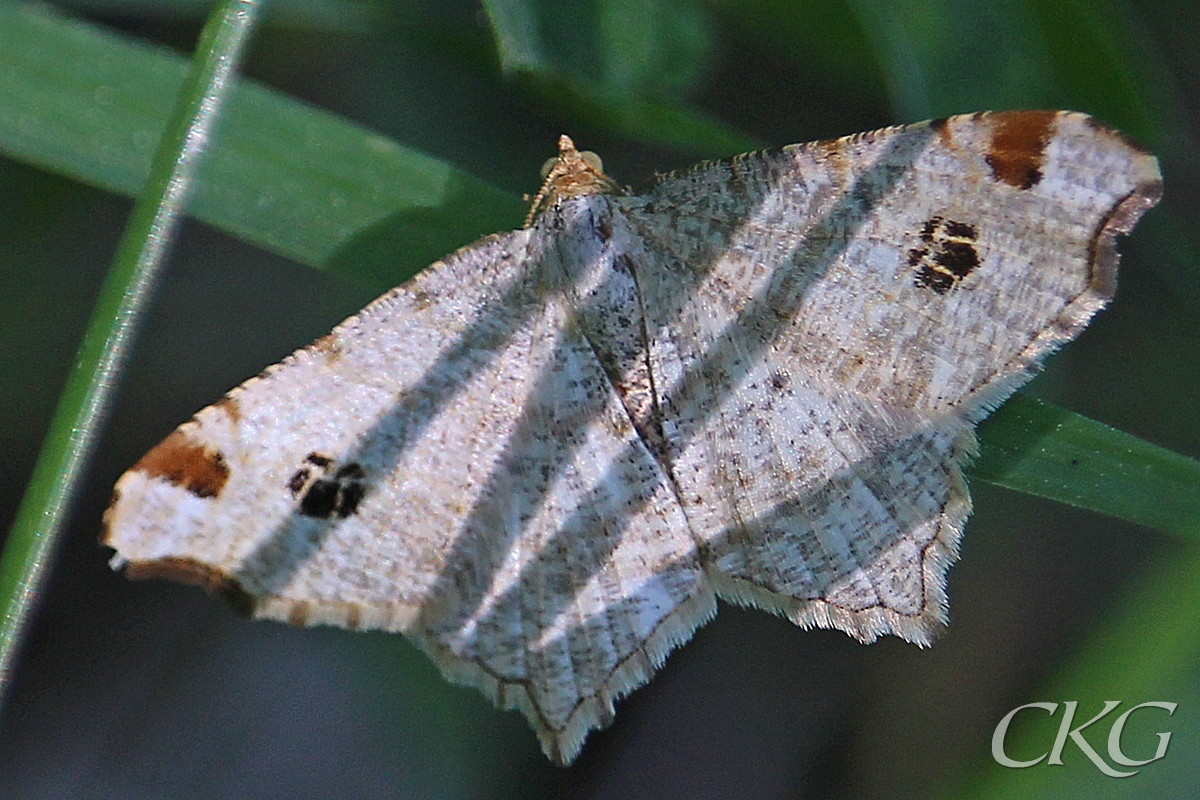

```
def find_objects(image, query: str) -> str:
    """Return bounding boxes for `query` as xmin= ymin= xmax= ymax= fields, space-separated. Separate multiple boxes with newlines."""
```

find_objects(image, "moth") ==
xmin=104 ymin=111 xmax=1161 ymax=764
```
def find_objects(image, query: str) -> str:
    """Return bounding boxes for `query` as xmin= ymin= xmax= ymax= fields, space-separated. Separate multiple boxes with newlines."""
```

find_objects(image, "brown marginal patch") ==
xmin=311 ymin=332 xmax=344 ymax=362
xmin=213 ymin=395 xmax=242 ymax=424
xmin=287 ymin=601 xmax=312 ymax=627
xmin=929 ymin=116 xmax=954 ymax=147
xmin=810 ymin=138 xmax=851 ymax=183
xmin=410 ymin=288 xmax=434 ymax=311
xmin=985 ymin=110 xmax=1058 ymax=190
xmin=125 ymin=557 xmax=256 ymax=617
xmin=132 ymin=430 xmax=229 ymax=498
xmin=1086 ymin=176 xmax=1164 ymax=305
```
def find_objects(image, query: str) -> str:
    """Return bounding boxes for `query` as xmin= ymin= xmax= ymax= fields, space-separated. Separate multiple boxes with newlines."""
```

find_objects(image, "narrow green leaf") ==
xmin=973 ymin=395 xmax=1200 ymax=539
xmin=54 ymin=0 xmax=384 ymax=29
xmin=0 ymin=3 xmax=525 ymax=285
xmin=0 ymin=0 xmax=264 ymax=699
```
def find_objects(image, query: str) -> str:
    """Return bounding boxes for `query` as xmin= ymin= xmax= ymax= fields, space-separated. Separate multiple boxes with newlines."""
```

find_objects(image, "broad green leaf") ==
xmin=0 ymin=4 xmax=1196 ymax=796
xmin=1026 ymin=0 xmax=1170 ymax=137
xmin=481 ymin=0 xmax=545 ymax=73
xmin=0 ymin=3 xmax=525 ymax=287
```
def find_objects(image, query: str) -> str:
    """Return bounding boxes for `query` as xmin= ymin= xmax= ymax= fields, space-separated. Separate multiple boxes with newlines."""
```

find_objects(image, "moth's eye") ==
xmin=539 ymin=157 xmax=558 ymax=179
xmin=580 ymin=151 xmax=604 ymax=172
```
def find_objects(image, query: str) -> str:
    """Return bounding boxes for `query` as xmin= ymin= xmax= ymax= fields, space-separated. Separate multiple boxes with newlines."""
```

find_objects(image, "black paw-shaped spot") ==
xmin=909 ymin=216 xmax=981 ymax=294
xmin=287 ymin=452 xmax=367 ymax=519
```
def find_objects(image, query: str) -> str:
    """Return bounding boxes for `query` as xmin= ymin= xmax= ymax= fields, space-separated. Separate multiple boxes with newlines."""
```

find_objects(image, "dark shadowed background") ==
xmin=1 ymin=1 xmax=1197 ymax=798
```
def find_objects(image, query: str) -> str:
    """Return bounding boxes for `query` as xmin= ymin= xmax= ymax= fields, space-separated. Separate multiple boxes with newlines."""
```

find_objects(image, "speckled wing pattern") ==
xmin=620 ymin=111 xmax=1160 ymax=645
xmin=103 ymin=111 xmax=1161 ymax=764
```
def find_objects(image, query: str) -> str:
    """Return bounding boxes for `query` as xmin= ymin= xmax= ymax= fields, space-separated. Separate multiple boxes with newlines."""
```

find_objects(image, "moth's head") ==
xmin=525 ymin=135 xmax=623 ymax=226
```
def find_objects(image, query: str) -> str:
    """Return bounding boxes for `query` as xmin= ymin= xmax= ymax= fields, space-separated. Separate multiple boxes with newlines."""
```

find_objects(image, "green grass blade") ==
xmin=973 ymin=395 xmax=1200 ymax=540
xmin=0 ymin=3 xmax=525 ymax=287
xmin=0 ymin=0 xmax=264 ymax=701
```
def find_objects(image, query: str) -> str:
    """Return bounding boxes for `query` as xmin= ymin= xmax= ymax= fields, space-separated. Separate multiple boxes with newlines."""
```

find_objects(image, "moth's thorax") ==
xmin=528 ymin=189 xmax=669 ymax=471
xmin=530 ymin=193 xmax=614 ymax=290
